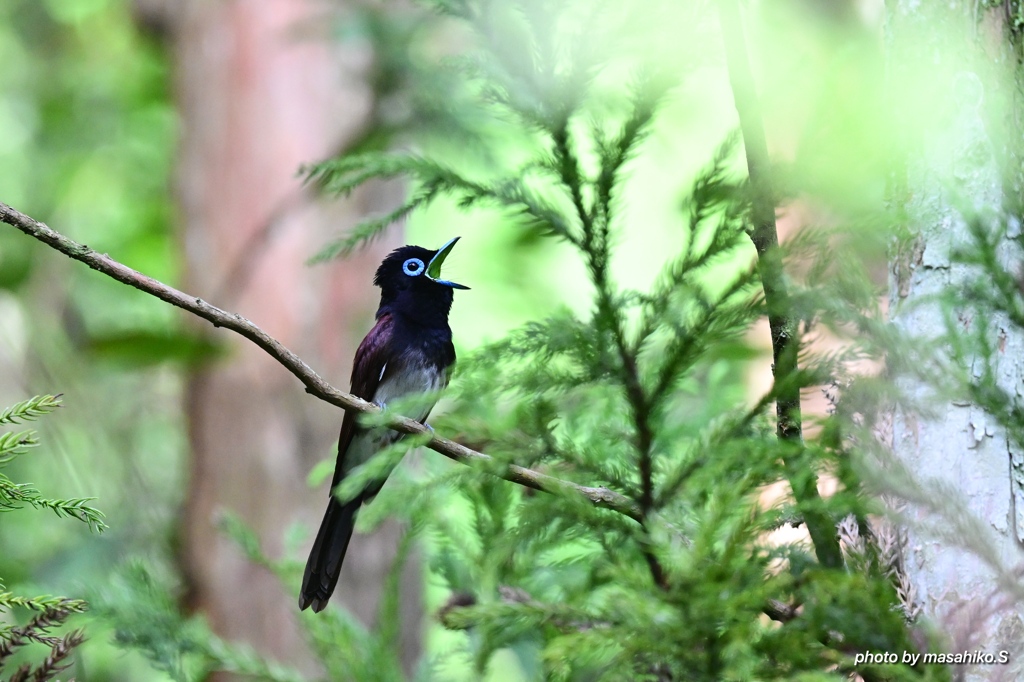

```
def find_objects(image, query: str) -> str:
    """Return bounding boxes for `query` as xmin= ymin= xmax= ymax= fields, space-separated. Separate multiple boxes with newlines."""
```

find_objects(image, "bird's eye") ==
xmin=402 ymin=258 xmax=425 ymax=276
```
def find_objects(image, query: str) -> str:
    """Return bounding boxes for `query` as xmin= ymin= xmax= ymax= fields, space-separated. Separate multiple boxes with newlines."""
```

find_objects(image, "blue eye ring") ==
xmin=403 ymin=258 xmax=425 ymax=276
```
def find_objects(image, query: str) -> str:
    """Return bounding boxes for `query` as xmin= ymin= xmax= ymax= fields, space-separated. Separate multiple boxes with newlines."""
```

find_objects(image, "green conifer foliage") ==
xmin=0 ymin=395 xmax=97 ymax=681
xmin=302 ymin=1 xmax=946 ymax=679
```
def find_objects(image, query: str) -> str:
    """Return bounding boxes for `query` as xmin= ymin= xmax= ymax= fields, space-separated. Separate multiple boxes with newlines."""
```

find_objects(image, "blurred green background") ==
xmin=0 ymin=0 xmax=184 ymax=678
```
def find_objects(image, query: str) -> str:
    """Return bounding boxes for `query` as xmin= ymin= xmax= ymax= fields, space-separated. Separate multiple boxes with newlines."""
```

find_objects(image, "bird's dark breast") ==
xmin=388 ymin=316 xmax=455 ymax=369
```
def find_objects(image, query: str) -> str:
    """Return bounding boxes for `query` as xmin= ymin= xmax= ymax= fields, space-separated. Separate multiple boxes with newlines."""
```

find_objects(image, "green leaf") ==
xmin=0 ymin=395 xmax=62 ymax=425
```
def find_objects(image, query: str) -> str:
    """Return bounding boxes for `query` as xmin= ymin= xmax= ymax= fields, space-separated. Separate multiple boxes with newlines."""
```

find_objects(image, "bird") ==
xmin=299 ymin=237 xmax=468 ymax=613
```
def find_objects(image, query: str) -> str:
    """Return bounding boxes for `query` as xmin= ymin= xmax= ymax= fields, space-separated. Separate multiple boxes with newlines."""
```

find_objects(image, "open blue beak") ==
xmin=426 ymin=237 xmax=470 ymax=290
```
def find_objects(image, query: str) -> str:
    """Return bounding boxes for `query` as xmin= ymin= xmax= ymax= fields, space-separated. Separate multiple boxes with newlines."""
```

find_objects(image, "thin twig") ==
xmin=552 ymin=127 xmax=668 ymax=587
xmin=27 ymin=630 xmax=84 ymax=682
xmin=551 ymin=119 xmax=669 ymax=587
xmin=0 ymin=603 xmax=77 ymax=661
xmin=717 ymin=0 xmax=843 ymax=568
xmin=0 ymin=201 xmax=642 ymax=523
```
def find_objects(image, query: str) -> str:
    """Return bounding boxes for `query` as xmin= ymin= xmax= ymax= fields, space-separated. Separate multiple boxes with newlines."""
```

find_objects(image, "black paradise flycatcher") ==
xmin=299 ymin=238 xmax=468 ymax=613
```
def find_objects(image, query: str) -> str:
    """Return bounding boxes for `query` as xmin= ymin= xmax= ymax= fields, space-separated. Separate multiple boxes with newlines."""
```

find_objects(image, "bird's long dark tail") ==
xmin=299 ymin=497 xmax=357 ymax=612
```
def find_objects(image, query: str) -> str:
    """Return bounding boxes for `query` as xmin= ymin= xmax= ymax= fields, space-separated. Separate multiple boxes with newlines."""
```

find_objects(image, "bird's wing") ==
xmin=332 ymin=313 xmax=394 ymax=489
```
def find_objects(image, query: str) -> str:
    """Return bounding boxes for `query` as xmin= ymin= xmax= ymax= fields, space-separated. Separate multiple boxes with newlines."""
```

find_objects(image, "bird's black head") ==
xmin=374 ymin=237 xmax=468 ymax=325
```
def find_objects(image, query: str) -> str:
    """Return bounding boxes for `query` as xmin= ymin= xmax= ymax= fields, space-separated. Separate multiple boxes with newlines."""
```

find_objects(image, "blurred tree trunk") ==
xmin=888 ymin=3 xmax=1024 ymax=677
xmin=171 ymin=1 xmax=421 ymax=676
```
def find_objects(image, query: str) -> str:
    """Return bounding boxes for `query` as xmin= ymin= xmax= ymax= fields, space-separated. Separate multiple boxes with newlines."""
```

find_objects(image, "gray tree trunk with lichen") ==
xmin=888 ymin=3 xmax=1024 ymax=678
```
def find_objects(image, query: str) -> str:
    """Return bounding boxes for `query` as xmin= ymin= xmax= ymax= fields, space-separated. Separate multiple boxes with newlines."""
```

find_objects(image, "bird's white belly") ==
xmin=373 ymin=363 xmax=444 ymax=421
xmin=343 ymin=362 xmax=443 ymax=473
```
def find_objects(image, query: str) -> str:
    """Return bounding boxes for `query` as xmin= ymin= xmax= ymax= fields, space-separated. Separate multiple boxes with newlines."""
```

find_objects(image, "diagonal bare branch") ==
xmin=0 ymin=201 xmax=641 ymax=523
